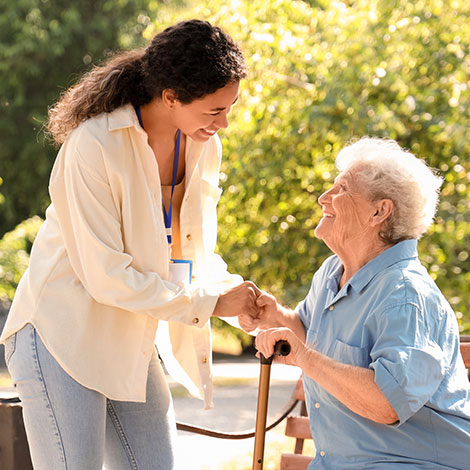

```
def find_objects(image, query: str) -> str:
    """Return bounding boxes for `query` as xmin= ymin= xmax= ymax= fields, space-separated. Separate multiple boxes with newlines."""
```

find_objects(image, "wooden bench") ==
xmin=280 ymin=336 xmax=470 ymax=470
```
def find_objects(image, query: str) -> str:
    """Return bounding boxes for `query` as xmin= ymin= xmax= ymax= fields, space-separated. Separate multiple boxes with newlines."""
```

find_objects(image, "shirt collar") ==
xmin=326 ymin=261 xmax=343 ymax=294
xmin=106 ymin=104 xmax=208 ymax=188
xmin=107 ymin=104 xmax=146 ymax=134
xmin=346 ymin=239 xmax=419 ymax=295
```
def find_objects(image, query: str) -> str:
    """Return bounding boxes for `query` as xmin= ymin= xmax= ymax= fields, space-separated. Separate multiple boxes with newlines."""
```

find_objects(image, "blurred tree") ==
xmin=0 ymin=216 xmax=42 ymax=302
xmin=0 ymin=0 xmax=152 ymax=235
xmin=1 ymin=0 xmax=469 ymax=334
xmin=148 ymin=0 xmax=470 ymax=332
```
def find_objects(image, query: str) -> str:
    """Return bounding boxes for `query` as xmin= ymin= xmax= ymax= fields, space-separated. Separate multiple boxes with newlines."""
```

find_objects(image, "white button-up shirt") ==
xmin=0 ymin=105 xmax=241 ymax=407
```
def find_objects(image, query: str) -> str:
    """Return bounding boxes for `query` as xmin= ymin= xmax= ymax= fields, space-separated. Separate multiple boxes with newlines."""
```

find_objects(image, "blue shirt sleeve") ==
xmin=369 ymin=302 xmax=447 ymax=425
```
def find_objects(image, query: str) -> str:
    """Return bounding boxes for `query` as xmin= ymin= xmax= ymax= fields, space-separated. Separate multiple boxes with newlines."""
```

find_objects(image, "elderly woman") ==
xmin=244 ymin=137 xmax=470 ymax=469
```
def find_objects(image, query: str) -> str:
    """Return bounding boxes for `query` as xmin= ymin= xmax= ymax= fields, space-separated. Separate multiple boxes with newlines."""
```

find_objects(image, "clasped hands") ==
xmin=212 ymin=281 xmax=306 ymax=366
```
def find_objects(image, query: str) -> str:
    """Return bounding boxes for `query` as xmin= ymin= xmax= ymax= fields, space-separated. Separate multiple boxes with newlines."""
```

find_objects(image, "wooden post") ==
xmin=0 ymin=394 xmax=33 ymax=470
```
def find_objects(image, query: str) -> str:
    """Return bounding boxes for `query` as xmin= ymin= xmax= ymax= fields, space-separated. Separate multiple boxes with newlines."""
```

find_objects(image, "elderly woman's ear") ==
xmin=370 ymin=199 xmax=394 ymax=226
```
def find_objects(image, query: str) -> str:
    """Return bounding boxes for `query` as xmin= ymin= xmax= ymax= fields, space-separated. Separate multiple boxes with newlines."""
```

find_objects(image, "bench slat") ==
xmin=280 ymin=453 xmax=312 ymax=470
xmin=460 ymin=340 xmax=470 ymax=368
xmin=285 ymin=416 xmax=312 ymax=440
xmin=294 ymin=379 xmax=305 ymax=401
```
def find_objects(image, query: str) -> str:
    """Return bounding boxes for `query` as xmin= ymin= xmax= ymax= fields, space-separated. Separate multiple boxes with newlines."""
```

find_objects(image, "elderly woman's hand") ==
xmin=238 ymin=291 xmax=282 ymax=332
xmin=212 ymin=281 xmax=261 ymax=318
xmin=255 ymin=327 xmax=306 ymax=367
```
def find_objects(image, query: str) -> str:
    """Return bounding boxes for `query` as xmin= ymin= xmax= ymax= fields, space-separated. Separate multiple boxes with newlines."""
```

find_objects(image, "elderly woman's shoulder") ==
xmin=375 ymin=258 xmax=427 ymax=292
xmin=375 ymin=258 xmax=451 ymax=315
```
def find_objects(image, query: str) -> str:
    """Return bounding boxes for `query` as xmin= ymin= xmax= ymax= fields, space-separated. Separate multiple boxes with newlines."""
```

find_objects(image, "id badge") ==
xmin=169 ymin=259 xmax=192 ymax=284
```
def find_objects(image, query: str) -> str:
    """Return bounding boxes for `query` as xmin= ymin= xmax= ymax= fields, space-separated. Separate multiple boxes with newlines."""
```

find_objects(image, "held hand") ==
xmin=256 ymin=292 xmax=284 ymax=328
xmin=238 ymin=291 xmax=283 ymax=333
xmin=255 ymin=327 xmax=306 ymax=367
xmin=238 ymin=313 xmax=259 ymax=333
xmin=212 ymin=281 xmax=261 ymax=318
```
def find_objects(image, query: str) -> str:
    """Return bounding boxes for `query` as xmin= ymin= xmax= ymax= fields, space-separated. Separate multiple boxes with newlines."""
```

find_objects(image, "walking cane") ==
xmin=252 ymin=340 xmax=291 ymax=470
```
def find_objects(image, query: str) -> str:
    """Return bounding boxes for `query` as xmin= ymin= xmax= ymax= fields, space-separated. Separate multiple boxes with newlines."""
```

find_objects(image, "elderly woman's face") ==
xmin=315 ymin=170 xmax=378 ymax=252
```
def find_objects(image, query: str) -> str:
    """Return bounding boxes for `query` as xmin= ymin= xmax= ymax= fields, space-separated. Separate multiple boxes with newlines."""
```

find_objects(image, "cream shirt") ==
xmin=0 ymin=104 xmax=242 ymax=407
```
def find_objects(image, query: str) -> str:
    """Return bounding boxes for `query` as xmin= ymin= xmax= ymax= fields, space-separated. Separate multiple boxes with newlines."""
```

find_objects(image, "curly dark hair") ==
xmin=47 ymin=19 xmax=246 ymax=144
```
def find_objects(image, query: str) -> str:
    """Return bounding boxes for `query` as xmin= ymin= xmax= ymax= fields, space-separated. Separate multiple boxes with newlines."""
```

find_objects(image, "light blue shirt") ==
xmin=298 ymin=240 xmax=470 ymax=469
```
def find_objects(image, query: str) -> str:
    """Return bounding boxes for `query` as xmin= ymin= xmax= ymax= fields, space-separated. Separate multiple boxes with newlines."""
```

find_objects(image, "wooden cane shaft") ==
xmin=252 ymin=363 xmax=272 ymax=470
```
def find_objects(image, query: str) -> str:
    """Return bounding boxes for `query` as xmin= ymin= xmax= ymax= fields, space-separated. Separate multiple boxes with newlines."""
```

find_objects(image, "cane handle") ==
xmin=260 ymin=340 xmax=291 ymax=365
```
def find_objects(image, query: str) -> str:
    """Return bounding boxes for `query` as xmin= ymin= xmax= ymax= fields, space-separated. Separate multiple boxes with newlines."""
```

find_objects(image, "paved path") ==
xmin=172 ymin=358 xmax=302 ymax=470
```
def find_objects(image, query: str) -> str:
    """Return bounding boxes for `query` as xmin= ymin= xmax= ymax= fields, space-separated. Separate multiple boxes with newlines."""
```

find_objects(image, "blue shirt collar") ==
xmin=346 ymin=239 xmax=418 ymax=294
xmin=326 ymin=240 xmax=419 ymax=299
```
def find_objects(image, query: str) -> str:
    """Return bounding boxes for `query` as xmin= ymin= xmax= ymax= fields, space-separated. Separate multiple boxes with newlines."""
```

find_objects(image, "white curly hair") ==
xmin=335 ymin=137 xmax=443 ymax=243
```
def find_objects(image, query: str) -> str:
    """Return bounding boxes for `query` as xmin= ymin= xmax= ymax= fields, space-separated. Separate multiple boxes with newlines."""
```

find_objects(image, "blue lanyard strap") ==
xmin=134 ymin=106 xmax=181 ymax=245
xmin=163 ymin=129 xmax=181 ymax=244
xmin=135 ymin=105 xmax=144 ymax=129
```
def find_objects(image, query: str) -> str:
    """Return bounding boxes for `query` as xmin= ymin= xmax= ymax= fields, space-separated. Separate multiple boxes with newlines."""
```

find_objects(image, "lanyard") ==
xmin=135 ymin=106 xmax=181 ymax=245
xmin=135 ymin=105 xmax=144 ymax=128
xmin=163 ymin=130 xmax=181 ymax=245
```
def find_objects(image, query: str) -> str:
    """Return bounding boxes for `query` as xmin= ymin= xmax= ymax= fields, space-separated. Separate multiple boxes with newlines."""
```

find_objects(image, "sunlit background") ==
xmin=1 ymin=0 xmax=469 ymax=344
xmin=1 ymin=1 xmax=469 ymax=468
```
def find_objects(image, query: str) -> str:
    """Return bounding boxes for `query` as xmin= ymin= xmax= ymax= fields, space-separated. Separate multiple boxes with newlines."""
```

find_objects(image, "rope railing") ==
xmin=0 ymin=388 xmax=300 ymax=440
xmin=176 ymin=393 xmax=300 ymax=439
xmin=0 ymin=377 xmax=301 ymax=441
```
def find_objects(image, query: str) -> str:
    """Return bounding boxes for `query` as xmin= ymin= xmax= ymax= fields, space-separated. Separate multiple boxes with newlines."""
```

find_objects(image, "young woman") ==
xmin=1 ymin=19 xmax=258 ymax=469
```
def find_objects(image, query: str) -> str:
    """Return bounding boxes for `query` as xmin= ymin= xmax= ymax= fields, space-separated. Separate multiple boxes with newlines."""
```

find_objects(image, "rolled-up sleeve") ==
xmin=49 ymin=136 xmax=217 ymax=327
xmin=369 ymin=303 xmax=446 ymax=425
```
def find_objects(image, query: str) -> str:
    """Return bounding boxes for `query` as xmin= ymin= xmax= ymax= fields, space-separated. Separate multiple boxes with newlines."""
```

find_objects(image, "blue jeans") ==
xmin=4 ymin=323 xmax=177 ymax=470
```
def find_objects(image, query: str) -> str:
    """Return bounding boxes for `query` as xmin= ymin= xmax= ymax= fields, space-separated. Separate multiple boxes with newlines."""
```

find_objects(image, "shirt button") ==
xmin=193 ymin=317 xmax=199 ymax=324
xmin=315 ymin=402 xmax=320 ymax=409
xmin=186 ymin=233 xmax=192 ymax=240
xmin=201 ymin=357 xmax=208 ymax=364
xmin=320 ymin=451 xmax=325 ymax=457
xmin=329 ymin=305 xmax=334 ymax=311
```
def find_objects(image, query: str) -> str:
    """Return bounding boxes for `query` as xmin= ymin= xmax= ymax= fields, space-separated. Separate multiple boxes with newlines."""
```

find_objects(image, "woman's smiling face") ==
xmin=172 ymin=81 xmax=240 ymax=142
xmin=314 ymin=169 xmax=378 ymax=253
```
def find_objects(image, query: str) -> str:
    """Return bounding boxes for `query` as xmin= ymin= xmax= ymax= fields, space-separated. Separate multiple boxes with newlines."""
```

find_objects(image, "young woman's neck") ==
xmin=139 ymin=100 xmax=179 ymax=141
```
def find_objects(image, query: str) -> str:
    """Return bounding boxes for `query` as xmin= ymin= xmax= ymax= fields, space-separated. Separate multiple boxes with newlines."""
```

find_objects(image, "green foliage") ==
xmin=152 ymin=0 xmax=470 ymax=333
xmin=0 ymin=216 xmax=43 ymax=302
xmin=2 ymin=0 xmax=470 ymax=335
xmin=0 ymin=0 xmax=152 ymax=236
